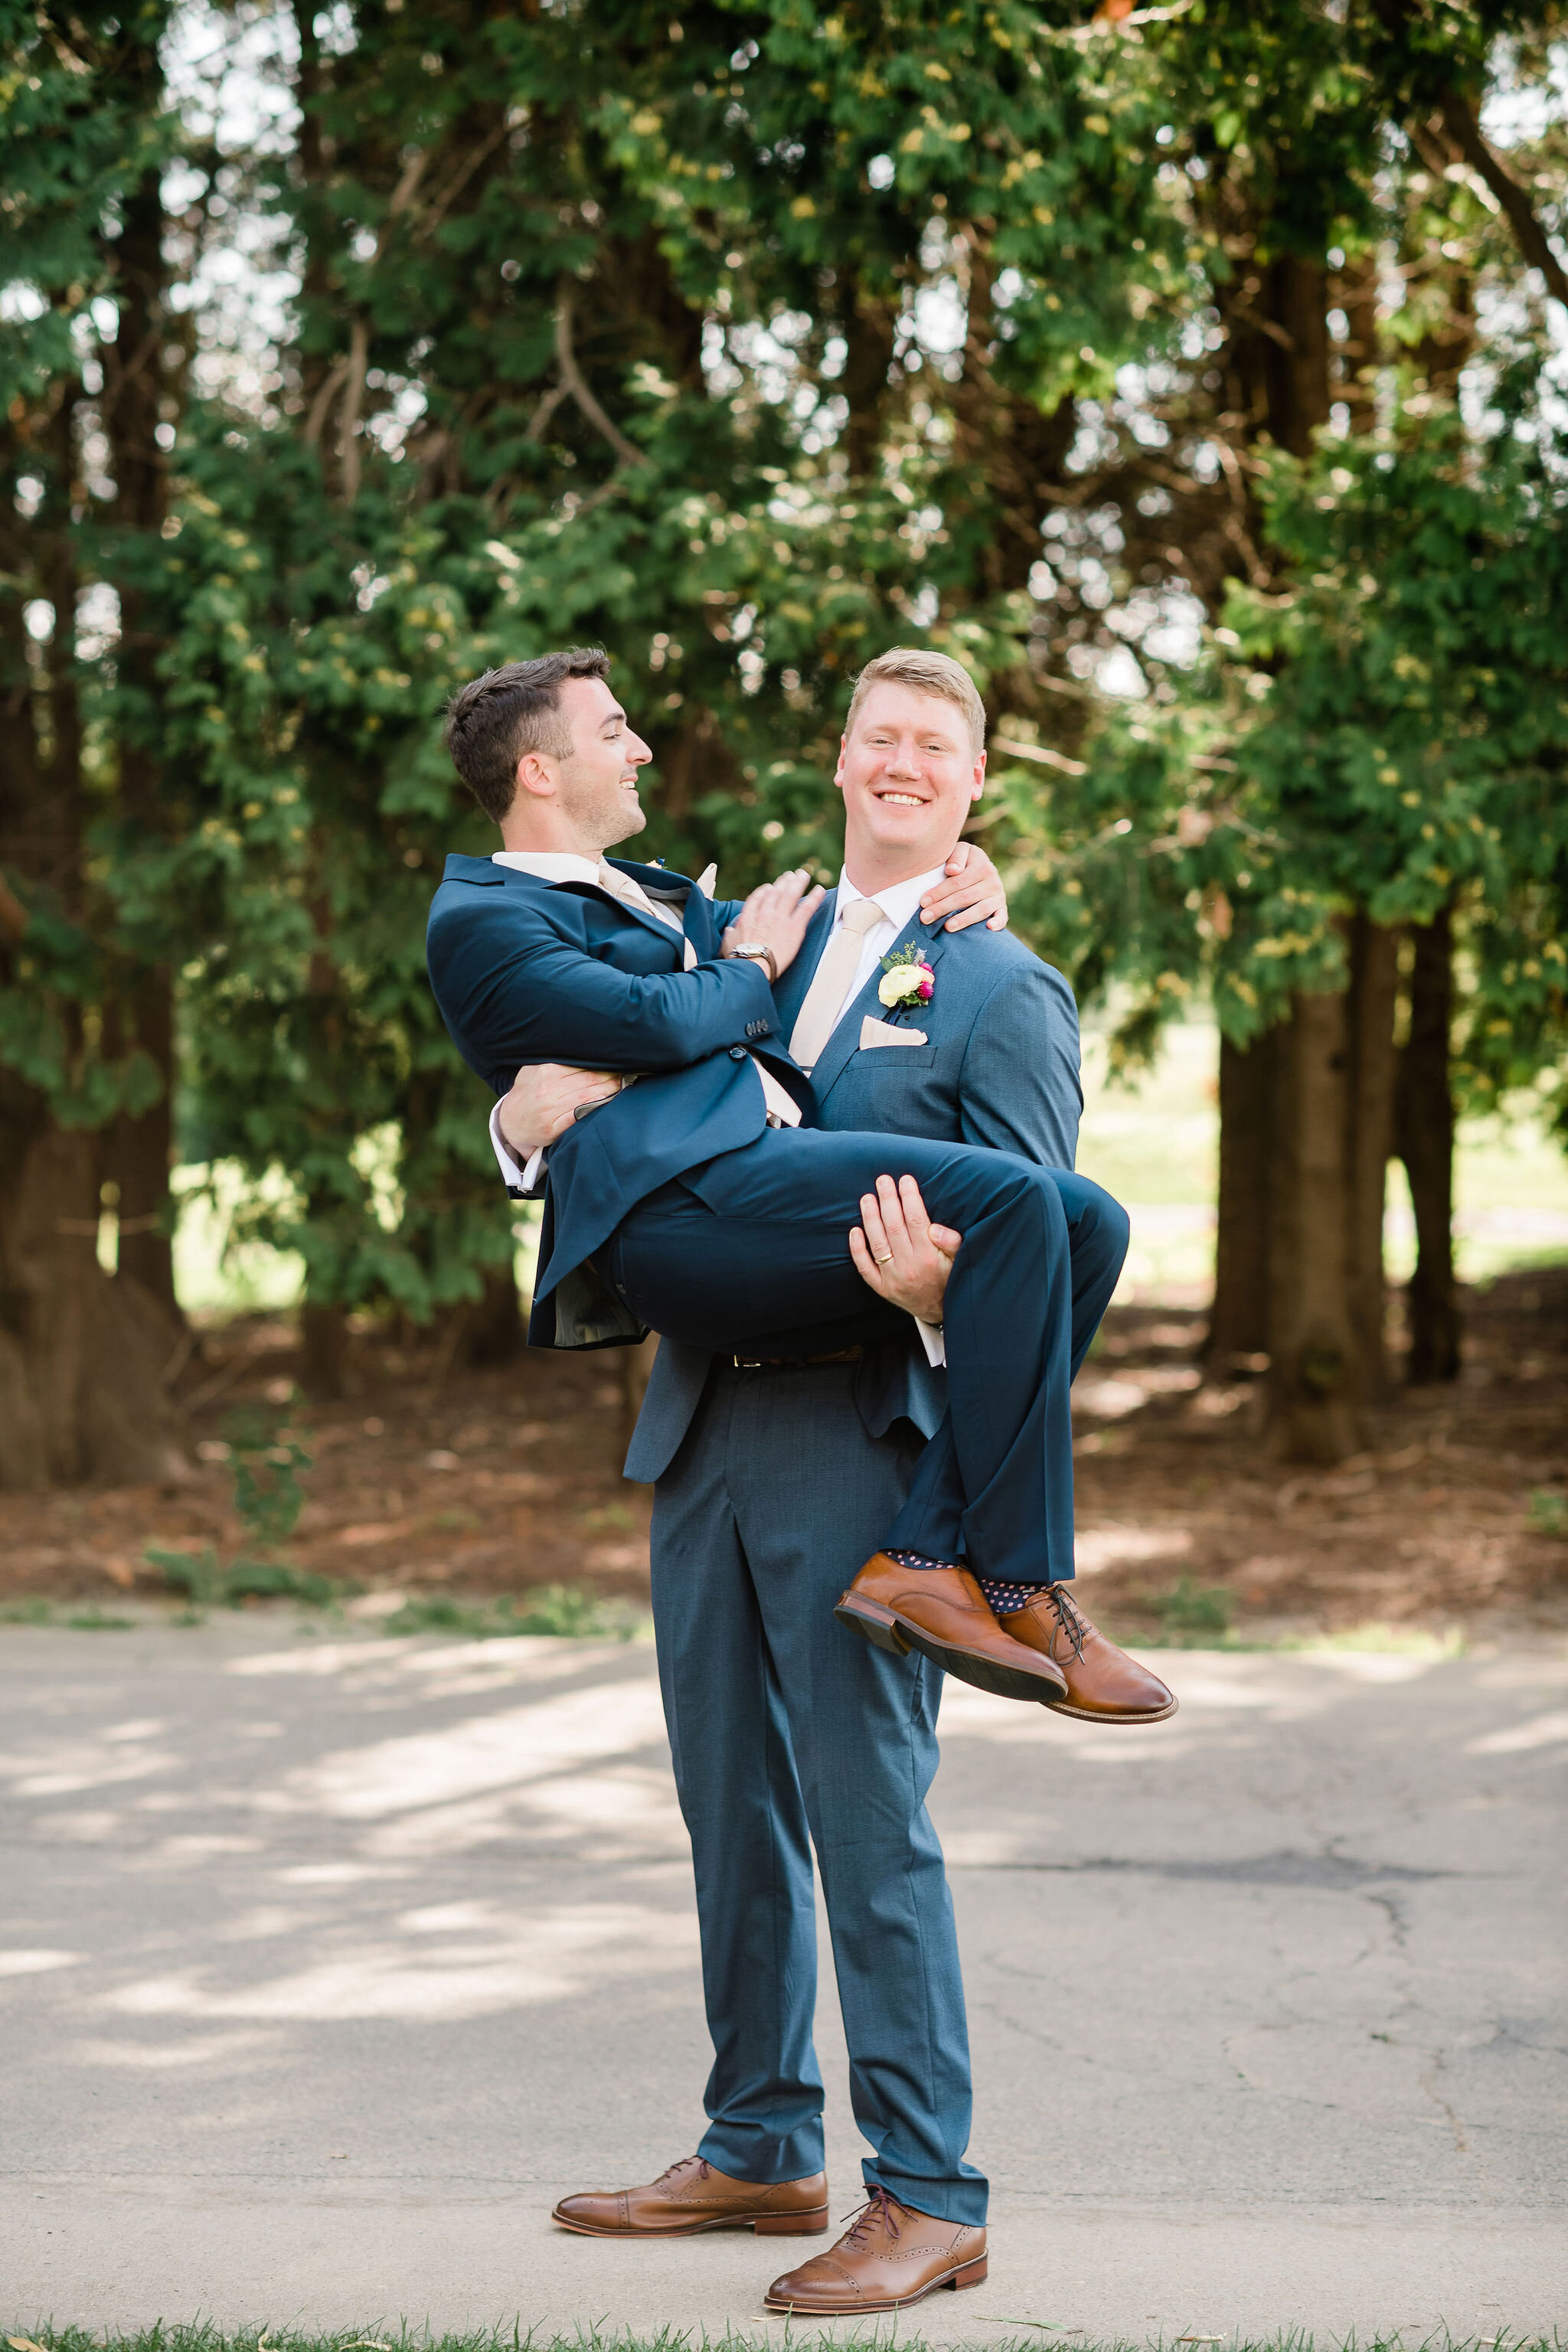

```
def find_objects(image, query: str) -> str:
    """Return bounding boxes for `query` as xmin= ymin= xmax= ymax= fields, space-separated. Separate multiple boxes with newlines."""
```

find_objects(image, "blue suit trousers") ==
xmin=650 ymin=1359 xmax=988 ymax=2222
xmin=613 ymin=1126 xmax=1129 ymax=1583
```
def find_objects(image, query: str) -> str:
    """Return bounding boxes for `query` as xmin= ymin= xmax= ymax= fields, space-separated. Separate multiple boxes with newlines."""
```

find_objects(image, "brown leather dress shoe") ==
xmin=835 ymin=1554 xmax=1068 ymax=1704
xmin=553 ymin=2154 xmax=828 ymax=2236
xmin=1000 ymin=1583 xmax=1178 ymax=1723
xmin=766 ymin=2186 xmax=987 ymax=2313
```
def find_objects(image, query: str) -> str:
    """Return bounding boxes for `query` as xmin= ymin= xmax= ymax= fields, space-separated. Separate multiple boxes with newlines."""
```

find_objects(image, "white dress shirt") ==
xmin=487 ymin=854 xmax=952 ymax=1364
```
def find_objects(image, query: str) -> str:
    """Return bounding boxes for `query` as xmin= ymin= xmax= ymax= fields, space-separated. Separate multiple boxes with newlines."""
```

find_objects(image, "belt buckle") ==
xmin=733 ymin=1355 xmax=763 ymax=1372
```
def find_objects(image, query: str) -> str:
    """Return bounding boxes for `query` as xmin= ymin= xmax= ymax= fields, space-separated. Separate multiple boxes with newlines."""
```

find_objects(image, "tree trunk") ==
xmin=105 ymin=126 xmax=181 ymax=1322
xmin=0 ymin=399 xmax=185 ymax=1488
xmin=1265 ymin=988 xmax=1360 ymax=1463
xmin=112 ymin=966 xmax=180 ymax=1318
xmin=1261 ymin=255 xmax=1331 ymax=457
xmin=841 ymin=276 xmax=898 ymax=477
xmin=459 ymin=1263 xmax=524 ymax=1367
xmin=1396 ymin=906 xmax=1460 ymax=1383
xmin=1207 ymin=1030 xmax=1276 ymax=1365
xmin=1345 ymin=916 xmax=1400 ymax=1403
xmin=300 ymin=1300 xmax=351 ymax=1400
xmin=0 ymin=1072 xmax=187 ymax=1491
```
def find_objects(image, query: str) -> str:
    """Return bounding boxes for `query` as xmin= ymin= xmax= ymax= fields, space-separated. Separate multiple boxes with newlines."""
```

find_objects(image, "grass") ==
xmin=1526 ymin=1488 xmax=1568 ymax=1538
xmin=1109 ymin=1583 xmax=1468 ymax=1659
xmin=0 ymin=1599 xmax=134 ymax=1630
xmin=2 ymin=2326 xmax=1558 ymax=2352
xmin=0 ymin=1586 xmax=642 ymax=1640
xmin=381 ymin=1585 xmax=640 ymax=1640
xmin=142 ymin=1546 xmax=355 ymax=1614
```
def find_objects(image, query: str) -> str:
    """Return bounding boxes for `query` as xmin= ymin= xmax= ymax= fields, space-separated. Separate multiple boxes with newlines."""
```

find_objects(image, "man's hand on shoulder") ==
xmin=919 ymin=839 xmax=1008 ymax=934
xmin=498 ymin=1063 xmax=620 ymax=1158
xmin=721 ymin=866 xmax=828 ymax=979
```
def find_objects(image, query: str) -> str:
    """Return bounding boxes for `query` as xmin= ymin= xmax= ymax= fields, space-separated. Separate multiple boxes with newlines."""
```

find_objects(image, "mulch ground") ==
xmin=3 ymin=1267 xmax=1566 ymax=1638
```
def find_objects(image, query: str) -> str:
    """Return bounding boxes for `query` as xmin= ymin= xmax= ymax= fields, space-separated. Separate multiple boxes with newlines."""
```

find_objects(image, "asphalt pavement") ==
xmin=3 ymin=1611 xmax=1565 ymax=2341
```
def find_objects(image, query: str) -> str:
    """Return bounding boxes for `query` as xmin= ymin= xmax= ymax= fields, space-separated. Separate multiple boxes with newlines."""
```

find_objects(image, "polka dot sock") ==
xmin=884 ymin=1550 xmax=1047 ymax=1619
xmin=975 ymin=1576 xmax=1048 ymax=1616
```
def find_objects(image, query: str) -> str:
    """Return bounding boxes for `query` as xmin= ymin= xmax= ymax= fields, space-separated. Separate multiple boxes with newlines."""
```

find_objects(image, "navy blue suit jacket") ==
xmin=623 ymin=887 xmax=1083 ymax=1482
xmin=426 ymin=853 xmax=812 ymax=1347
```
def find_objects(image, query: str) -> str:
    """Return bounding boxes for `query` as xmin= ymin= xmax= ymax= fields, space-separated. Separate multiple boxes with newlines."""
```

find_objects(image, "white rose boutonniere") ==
xmin=877 ymin=944 xmax=936 ymax=1020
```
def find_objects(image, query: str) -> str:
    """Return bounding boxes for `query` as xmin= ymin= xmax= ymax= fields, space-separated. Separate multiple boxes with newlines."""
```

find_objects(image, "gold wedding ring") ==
xmin=874 ymin=1250 xmax=894 ymax=1264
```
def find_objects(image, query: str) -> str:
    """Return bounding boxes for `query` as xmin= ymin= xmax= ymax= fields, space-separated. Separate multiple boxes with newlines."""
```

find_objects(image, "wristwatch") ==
xmin=727 ymin=941 xmax=778 ymax=982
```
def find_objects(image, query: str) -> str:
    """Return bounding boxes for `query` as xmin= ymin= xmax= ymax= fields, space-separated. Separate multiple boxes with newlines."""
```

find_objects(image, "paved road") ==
xmin=3 ymin=1615 xmax=1565 ymax=2341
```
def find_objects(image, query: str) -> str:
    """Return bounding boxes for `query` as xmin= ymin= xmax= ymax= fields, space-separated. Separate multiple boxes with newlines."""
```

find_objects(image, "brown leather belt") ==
xmin=730 ymin=1345 xmax=864 ymax=1373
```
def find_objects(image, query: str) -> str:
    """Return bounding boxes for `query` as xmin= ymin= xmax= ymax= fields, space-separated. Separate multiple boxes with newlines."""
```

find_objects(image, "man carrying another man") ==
xmin=430 ymin=645 xmax=1175 ymax=2314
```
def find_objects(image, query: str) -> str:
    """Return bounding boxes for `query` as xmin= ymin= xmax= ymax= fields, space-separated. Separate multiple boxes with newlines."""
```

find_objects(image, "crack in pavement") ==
xmin=952 ymin=1850 xmax=1465 ymax=1891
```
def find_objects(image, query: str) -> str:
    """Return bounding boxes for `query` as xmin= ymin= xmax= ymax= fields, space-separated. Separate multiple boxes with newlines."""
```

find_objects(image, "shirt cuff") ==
xmin=489 ymin=1098 xmax=545 ymax=1196
xmin=914 ymin=1315 xmax=946 ymax=1370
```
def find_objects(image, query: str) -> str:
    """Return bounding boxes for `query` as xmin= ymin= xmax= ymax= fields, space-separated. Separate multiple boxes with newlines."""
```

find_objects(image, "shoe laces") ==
xmin=1044 ymin=1583 xmax=1089 ymax=1661
xmin=840 ymin=2186 xmax=906 ymax=2246
xmin=657 ymin=2155 xmax=711 ymax=2187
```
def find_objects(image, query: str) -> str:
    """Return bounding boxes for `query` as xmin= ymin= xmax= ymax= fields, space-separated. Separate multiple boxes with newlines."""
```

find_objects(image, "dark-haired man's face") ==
xmin=531 ymin=675 xmax=653 ymax=852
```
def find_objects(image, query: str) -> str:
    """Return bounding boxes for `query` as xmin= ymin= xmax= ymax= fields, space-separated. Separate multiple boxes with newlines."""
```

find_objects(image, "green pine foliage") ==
xmin=2 ymin=0 xmax=1565 ymax=1351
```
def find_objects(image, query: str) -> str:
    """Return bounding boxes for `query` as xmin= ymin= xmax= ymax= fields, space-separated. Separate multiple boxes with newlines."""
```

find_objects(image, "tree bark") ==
xmin=0 ymin=1076 xmax=187 ymax=1492
xmin=459 ymin=1263 xmax=524 ymax=1367
xmin=0 ymin=390 xmax=185 ymax=1487
xmin=1265 ymin=988 xmax=1360 ymax=1463
xmin=300 ymin=1301 xmax=351 ymax=1399
xmin=111 ymin=966 xmax=178 ymax=1316
xmin=1207 ymin=1030 xmax=1276 ymax=1365
xmin=104 ymin=123 xmax=181 ymax=1321
xmin=1345 ymin=916 xmax=1400 ymax=1403
xmin=1261 ymin=256 xmax=1331 ymax=457
xmin=840 ymin=274 xmax=898 ymax=476
xmin=1396 ymin=906 xmax=1460 ymax=1383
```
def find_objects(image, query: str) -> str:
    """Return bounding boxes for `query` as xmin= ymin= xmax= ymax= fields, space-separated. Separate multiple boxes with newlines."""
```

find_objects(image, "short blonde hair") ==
xmin=844 ymin=647 xmax=986 ymax=761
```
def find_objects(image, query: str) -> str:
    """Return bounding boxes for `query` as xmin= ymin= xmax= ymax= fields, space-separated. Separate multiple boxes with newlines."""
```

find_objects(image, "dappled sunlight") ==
xmin=104 ymin=1896 xmax=694 ymax=2022
xmin=289 ymin=1680 xmax=671 ymax=1821
xmin=5 ymin=1609 xmax=1566 ymax=2344
xmin=1466 ymin=1709 xmax=1568 ymax=1755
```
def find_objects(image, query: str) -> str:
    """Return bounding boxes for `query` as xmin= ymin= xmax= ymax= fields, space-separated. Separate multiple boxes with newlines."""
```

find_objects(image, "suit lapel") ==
xmin=808 ymin=917 xmax=951 ymax=1102
xmin=771 ymin=891 xmax=838 ymax=1037
xmin=570 ymin=857 xmax=690 ymax=958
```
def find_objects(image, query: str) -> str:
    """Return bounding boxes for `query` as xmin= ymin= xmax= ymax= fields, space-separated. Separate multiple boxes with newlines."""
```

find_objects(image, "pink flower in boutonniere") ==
xmin=877 ymin=945 xmax=936 ymax=1016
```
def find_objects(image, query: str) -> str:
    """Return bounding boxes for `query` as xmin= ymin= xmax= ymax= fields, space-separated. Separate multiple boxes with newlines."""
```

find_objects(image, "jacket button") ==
xmin=730 ymin=1045 xmax=746 ymax=1060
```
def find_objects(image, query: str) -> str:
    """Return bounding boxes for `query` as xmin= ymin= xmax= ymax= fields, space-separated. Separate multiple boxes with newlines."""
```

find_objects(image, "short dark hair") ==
xmin=443 ymin=647 xmax=612 ymax=823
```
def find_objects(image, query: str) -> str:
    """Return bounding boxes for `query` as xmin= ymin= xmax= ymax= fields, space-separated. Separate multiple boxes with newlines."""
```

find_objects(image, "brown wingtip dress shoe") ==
xmin=552 ymin=2154 xmax=828 ymax=2238
xmin=765 ymin=2186 xmax=988 ymax=2314
xmin=835 ymin=1553 xmax=1068 ymax=1704
xmin=1001 ymin=1583 xmax=1178 ymax=1723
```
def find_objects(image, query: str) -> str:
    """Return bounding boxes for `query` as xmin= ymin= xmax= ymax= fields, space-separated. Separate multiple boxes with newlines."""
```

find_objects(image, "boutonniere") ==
xmin=877 ymin=942 xmax=936 ymax=1020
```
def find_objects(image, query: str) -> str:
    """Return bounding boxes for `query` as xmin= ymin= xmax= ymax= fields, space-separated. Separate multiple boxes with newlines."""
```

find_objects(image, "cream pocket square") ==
xmin=860 ymin=1014 xmax=929 ymax=1049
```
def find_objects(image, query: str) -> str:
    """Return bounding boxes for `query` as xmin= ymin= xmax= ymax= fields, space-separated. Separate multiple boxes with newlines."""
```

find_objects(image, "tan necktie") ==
xmin=598 ymin=859 xmax=802 ymax=1129
xmin=788 ymin=897 xmax=887 ymax=1070
xmin=599 ymin=860 xmax=696 ymax=969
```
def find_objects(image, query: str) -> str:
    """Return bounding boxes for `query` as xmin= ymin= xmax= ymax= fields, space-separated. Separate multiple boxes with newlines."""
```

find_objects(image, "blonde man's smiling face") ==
xmin=835 ymin=681 xmax=986 ymax=892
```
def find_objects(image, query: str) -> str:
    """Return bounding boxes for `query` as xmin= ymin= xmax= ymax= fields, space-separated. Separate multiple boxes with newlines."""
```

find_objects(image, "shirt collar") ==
xmin=835 ymin=861 xmax=949 ymax=936
xmin=492 ymin=850 xmax=601 ymax=886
